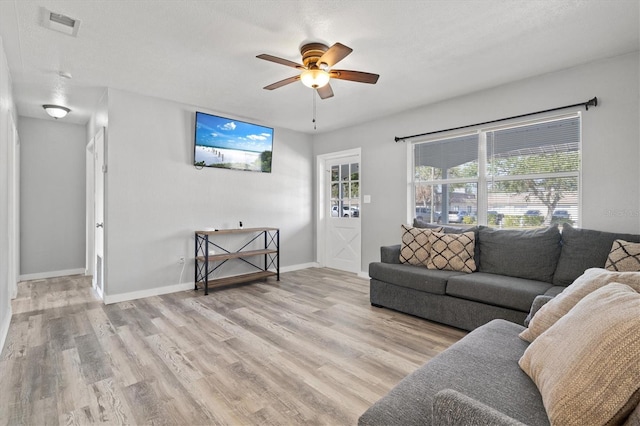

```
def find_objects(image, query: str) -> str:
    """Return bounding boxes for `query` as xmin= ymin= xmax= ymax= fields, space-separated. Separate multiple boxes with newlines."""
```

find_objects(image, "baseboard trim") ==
xmin=104 ymin=282 xmax=195 ymax=305
xmin=280 ymin=262 xmax=320 ymax=273
xmin=93 ymin=281 xmax=104 ymax=300
xmin=357 ymin=271 xmax=370 ymax=279
xmin=19 ymin=268 xmax=86 ymax=282
xmin=0 ymin=304 xmax=12 ymax=357
xmin=102 ymin=262 xmax=323 ymax=304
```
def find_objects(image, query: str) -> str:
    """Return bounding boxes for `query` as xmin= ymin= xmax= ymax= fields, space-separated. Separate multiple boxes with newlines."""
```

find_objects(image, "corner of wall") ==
xmin=0 ymin=304 xmax=11 ymax=356
xmin=0 ymin=34 xmax=16 ymax=356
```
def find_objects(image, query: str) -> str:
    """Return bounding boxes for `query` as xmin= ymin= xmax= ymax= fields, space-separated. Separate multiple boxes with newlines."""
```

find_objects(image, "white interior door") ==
xmin=93 ymin=128 xmax=105 ymax=297
xmin=85 ymin=138 xmax=95 ymax=277
xmin=324 ymin=154 xmax=361 ymax=273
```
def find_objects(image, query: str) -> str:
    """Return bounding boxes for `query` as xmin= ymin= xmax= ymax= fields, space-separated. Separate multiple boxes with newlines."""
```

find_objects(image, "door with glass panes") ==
xmin=326 ymin=155 xmax=361 ymax=273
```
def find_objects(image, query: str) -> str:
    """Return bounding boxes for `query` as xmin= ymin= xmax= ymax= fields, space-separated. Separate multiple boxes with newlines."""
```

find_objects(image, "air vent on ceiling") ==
xmin=40 ymin=7 xmax=81 ymax=37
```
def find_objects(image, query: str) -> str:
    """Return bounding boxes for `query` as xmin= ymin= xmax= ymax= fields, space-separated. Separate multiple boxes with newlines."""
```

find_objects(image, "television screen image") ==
xmin=194 ymin=111 xmax=273 ymax=173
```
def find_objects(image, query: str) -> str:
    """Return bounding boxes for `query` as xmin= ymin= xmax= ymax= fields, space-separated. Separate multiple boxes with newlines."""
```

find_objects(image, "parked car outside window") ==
xmin=552 ymin=210 xmax=571 ymax=220
xmin=331 ymin=205 xmax=359 ymax=217
xmin=415 ymin=207 xmax=441 ymax=223
xmin=448 ymin=211 xmax=462 ymax=223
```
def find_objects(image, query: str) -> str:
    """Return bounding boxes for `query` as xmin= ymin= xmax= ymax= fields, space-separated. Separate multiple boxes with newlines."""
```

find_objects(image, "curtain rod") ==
xmin=394 ymin=96 xmax=598 ymax=143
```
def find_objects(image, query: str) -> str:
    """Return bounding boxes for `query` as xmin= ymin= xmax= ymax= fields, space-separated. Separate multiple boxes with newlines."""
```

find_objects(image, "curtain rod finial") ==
xmin=585 ymin=97 xmax=598 ymax=110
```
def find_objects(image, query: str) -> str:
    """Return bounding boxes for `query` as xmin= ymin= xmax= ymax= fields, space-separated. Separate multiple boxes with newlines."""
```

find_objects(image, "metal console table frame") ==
xmin=194 ymin=227 xmax=279 ymax=295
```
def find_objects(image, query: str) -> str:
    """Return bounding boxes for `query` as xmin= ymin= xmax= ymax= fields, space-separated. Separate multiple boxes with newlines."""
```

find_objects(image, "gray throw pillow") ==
xmin=478 ymin=225 xmax=561 ymax=283
xmin=553 ymin=223 xmax=640 ymax=286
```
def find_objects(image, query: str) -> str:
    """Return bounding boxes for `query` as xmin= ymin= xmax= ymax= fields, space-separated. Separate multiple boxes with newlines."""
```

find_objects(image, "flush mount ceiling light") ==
xmin=43 ymin=104 xmax=71 ymax=119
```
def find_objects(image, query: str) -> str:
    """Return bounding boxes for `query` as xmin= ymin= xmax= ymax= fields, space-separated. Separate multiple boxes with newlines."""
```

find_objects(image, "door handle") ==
xmin=96 ymin=223 xmax=104 ymax=228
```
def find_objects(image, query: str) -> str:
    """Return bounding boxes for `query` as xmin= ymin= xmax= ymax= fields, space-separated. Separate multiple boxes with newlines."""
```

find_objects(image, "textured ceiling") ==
xmin=0 ymin=0 xmax=638 ymax=133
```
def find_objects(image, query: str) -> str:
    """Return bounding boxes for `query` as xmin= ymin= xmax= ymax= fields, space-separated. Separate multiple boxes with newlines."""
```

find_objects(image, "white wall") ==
xmin=104 ymin=89 xmax=315 ymax=300
xmin=19 ymin=117 xmax=87 ymax=278
xmin=313 ymin=52 xmax=640 ymax=274
xmin=0 ymin=36 xmax=17 ymax=355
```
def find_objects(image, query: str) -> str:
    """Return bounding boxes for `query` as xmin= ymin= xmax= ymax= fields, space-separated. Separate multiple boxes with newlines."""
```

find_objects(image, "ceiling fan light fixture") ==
xmin=43 ymin=104 xmax=71 ymax=119
xmin=300 ymin=69 xmax=330 ymax=89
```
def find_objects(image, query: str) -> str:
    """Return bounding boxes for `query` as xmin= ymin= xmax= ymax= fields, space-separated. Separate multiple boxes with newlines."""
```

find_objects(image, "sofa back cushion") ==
xmin=478 ymin=225 xmax=561 ymax=283
xmin=553 ymin=223 xmax=640 ymax=286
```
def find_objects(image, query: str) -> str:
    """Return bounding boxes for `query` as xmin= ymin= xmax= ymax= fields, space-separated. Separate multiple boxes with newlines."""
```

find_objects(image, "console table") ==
xmin=194 ymin=227 xmax=279 ymax=295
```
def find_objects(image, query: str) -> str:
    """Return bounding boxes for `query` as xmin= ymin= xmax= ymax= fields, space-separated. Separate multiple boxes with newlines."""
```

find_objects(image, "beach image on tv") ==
xmin=194 ymin=112 xmax=273 ymax=172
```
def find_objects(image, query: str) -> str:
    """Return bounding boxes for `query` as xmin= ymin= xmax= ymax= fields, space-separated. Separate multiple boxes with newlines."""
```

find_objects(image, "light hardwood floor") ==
xmin=0 ymin=268 xmax=466 ymax=425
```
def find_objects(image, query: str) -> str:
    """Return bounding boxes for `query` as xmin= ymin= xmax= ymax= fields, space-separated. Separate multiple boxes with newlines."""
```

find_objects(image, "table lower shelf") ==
xmin=195 ymin=270 xmax=277 ymax=293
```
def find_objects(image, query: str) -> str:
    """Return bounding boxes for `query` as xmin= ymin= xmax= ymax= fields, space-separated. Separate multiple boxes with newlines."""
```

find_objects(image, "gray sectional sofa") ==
xmin=360 ymin=223 xmax=640 ymax=425
xmin=369 ymin=222 xmax=640 ymax=331
xmin=359 ymin=319 xmax=548 ymax=425
xmin=359 ymin=315 xmax=640 ymax=425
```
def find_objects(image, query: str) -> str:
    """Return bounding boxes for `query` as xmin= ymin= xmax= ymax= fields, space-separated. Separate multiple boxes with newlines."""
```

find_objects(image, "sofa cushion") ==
xmin=606 ymin=239 xmax=640 ymax=272
xmin=413 ymin=218 xmax=466 ymax=233
xmin=369 ymin=262 xmax=464 ymax=295
xmin=478 ymin=226 xmax=561 ymax=283
xmin=520 ymin=267 xmax=640 ymax=342
xmin=553 ymin=223 xmax=640 ymax=286
xmin=427 ymin=231 xmax=476 ymax=273
xmin=399 ymin=225 xmax=442 ymax=266
xmin=446 ymin=273 xmax=552 ymax=312
xmin=358 ymin=319 xmax=549 ymax=426
xmin=519 ymin=283 xmax=640 ymax=426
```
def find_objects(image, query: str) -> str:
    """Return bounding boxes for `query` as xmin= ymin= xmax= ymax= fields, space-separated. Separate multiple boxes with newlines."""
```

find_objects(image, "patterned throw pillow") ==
xmin=605 ymin=239 xmax=640 ymax=272
xmin=426 ymin=231 xmax=476 ymax=273
xmin=399 ymin=225 xmax=442 ymax=266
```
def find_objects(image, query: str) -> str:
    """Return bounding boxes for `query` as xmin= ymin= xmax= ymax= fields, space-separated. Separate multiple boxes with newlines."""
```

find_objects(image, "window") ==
xmin=411 ymin=114 xmax=580 ymax=228
xmin=331 ymin=162 xmax=360 ymax=218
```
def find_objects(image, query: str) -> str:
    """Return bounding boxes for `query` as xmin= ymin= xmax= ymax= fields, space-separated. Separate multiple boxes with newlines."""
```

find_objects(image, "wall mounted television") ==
xmin=194 ymin=111 xmax=273 ymax=173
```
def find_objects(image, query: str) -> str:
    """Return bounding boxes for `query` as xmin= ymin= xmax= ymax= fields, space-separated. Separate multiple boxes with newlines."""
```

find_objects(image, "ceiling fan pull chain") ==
xmin=312 ymin=89 xmax=317 ymax=130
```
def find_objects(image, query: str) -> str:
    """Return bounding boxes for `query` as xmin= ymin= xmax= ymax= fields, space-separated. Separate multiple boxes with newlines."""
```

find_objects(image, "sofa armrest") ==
xmin=433 ymin=389 xmax=527 ymax=426
xmin=380 ymin=244 xmax=401 ymax=264
xmin=524 ymin=295 xmax=555 ymax=327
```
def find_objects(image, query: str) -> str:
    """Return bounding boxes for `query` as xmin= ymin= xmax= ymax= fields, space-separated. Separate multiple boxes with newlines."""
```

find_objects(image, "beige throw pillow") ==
xmin=519 ymin=268 xmax=640 ymax=342
xmin=519 ymin=283 xmax=640 ymax=426
xmin=426 ymin=231 xmax=476 ymax=273
xmin=399 ymin=225 xmax=442 ymax=266
xmin=606 ymin=239 xmax=640 ymax=272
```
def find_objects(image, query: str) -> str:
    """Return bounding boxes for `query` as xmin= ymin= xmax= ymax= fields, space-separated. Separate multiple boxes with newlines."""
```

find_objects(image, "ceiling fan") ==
xmin=257 ymin=42 xmax=379 ymax=99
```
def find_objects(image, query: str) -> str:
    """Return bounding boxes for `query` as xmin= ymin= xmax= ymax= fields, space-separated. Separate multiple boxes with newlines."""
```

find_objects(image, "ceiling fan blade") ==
xmin=256 ymin=54 xmax=304 ymax=69
xmin=317 ymin=83 xmax=334 ymax=99
xmin=318 ymin=43 xmax=353 ymax=68
xmin=264 ymin=75 xmax=300 ymax=90
xmin=329 ymin=69 xmax=379 ymax=84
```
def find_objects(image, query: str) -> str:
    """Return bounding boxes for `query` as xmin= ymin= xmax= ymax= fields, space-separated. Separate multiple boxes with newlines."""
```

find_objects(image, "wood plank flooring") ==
xmin=0 ymin=268 xmax=466 ymax=425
